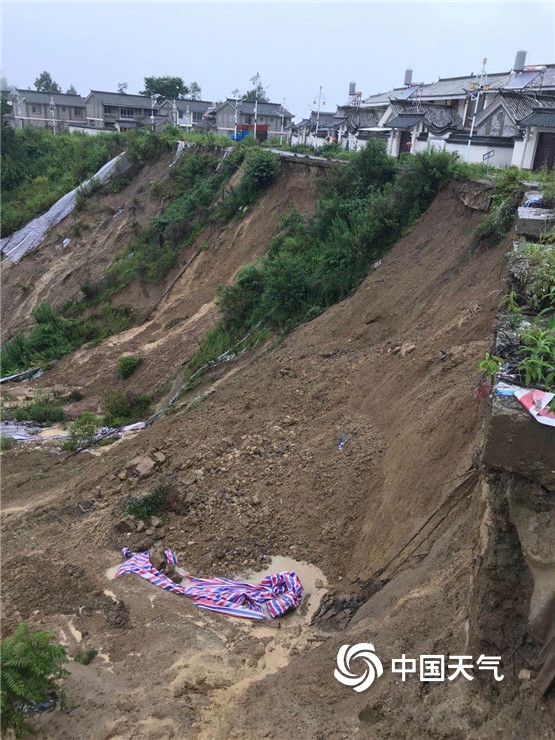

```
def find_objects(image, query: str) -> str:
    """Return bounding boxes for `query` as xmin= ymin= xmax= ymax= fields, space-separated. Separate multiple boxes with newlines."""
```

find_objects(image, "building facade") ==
xmin=5 ymin=89 xmax=87 ymax=131
xmin=214 ymin=99 xmax=293 ymax=139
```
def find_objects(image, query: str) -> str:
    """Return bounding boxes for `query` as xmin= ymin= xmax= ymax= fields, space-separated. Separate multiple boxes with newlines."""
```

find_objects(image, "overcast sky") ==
xmin=2 ymin=1 xmax=554 ymax=120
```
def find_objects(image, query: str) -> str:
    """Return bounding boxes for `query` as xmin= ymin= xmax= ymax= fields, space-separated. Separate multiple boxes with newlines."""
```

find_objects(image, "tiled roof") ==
xmin=518 ymin=107 xmax=555 ymax=127
xmin=363 ymin=65 xmax=555 ymax=106
xmin=386 ymin=102 xmax=463 ymax=133
xmin=501 ymin=92 xmax=555 ymax=122
xmin=474 ymin=92 xmax=555 ymax=129
xmin=295 ymin=111 xmax=346 ymax=132
xmin=336 ymin=106 xmax=380 ymax=132
xmin=419 ymin=72 xmax=510 ymax=98
xmin=88 ymin=90 xmax=157 ymax=108
xmin=215 ymin=99 xmax=293 ymax=118
xmin=386 ymin=113 xmax=424 ymax=129
xmin=447 ymin=133 xmax=518 ymax=147
xmin=171 ymin=99 xmax=214 ymax=114
xmin=363 ymin=87 xmax=410 ymax=105
xmin=14 ymin=89 xmax=85 ymax=106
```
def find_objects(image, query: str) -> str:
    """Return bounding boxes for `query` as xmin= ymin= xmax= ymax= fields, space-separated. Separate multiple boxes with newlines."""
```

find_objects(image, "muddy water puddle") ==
xmin=105 ymin=553 xmax=328 ymax=735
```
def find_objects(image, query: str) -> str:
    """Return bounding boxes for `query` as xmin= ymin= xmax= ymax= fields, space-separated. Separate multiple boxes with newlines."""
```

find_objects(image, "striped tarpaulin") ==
xmin=115 ymin=548 xmax=303 ymax=620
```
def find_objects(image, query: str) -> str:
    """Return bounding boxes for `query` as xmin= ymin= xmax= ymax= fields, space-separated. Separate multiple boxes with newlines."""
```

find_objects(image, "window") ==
xmin=245 ymin=114 xmax=253 ymax=124
xmin=104 ymin=106 xmax=115 ymax=114
xmin=62 ymin=107 xmax=66 ymax=112
xmin=32 ymin=105 xmax=38 ymax=113
xmin=74 ymin=108 xmax=83 ymax=117
xmin=120 ymin=108 xmax=134 ymax=119
xmin=192 ymin=111 xmax=203 ymax=123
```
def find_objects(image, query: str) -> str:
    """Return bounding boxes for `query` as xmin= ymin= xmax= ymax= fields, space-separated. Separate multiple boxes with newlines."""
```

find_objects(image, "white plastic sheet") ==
xmin=1 ymin=152 xmax=131 ymax=264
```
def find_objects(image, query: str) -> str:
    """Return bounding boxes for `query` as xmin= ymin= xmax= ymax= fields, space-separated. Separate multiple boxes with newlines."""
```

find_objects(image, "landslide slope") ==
xmin=3 ymin=182 xmax=548 ymax=739
xmin=1 ymin=155 xmax=321 ymax=414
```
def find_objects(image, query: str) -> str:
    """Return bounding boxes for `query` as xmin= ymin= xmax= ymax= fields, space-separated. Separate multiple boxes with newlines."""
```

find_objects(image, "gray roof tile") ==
xmin=14 ymin=89 xmax=85 ymax=106
xmin=216 ymin=99 xmax=293 ymax=118
xmin=518 ymin=107 xmax=555 ymax=127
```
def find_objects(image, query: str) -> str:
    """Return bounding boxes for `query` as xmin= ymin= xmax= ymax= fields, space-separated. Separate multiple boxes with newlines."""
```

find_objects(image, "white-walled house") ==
xmin=358 ymin=54 xmax=555 ymax=169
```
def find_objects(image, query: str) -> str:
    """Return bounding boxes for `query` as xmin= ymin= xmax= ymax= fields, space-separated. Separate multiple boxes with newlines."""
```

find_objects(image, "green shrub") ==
xmin=1 ymin=622 xmax=68 ymax=739
xmin=215 ymin=148 xmax=280 ymax=221
xmin=242 ymin=148 xmax=280 ymax=195
xmin=472 ymin=195 xmax=517 ymax=249
xmin=0 ymin=435 xmax=16 ymax=451
xmin=13 ymin=395 xmax=64 ymax=424
xmin=65 ymin=412 xmax=101 ymax=451
xmin=124 ymin=483 xmax=170 ymax=519
xmin=117 ymin=356 xmax=142 ymax=380
xmin=102 ymin=388 xmax=151 ymax=426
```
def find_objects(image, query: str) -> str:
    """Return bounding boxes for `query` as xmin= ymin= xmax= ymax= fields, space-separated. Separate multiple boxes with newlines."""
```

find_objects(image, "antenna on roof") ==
xmin=513 ymin=50 xmax=527 ymax=72
xmin=404 ymin=69 xmax=413 ymax=87
xmin=349 ymin=81 xmax=356 ymax=96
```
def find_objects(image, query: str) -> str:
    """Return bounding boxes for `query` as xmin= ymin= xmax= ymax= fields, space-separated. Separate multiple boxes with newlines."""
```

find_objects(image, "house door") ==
xmin=532 ymin=132 xmax=555 ymax=171
xmin=399 ymin=130 xmax=412 ymax=157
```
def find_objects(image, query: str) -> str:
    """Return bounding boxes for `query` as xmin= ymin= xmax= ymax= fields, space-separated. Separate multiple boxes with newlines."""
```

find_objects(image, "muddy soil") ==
xmin=2 ymin=182 xmax=553 ymax=738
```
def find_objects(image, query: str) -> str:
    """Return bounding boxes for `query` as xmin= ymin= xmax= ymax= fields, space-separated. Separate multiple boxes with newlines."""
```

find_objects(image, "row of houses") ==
xmin=4 ymin=50 xmax=554 ymax=169
xmin=3 ymin=88 xmax=294 ymax=140
xmin=292 ymin=52 xmax=555 ymax=170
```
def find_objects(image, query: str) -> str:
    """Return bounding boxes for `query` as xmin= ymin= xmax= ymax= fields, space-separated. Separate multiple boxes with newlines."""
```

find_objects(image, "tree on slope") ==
xmin=34 ymin=71 xmax=61 ymax=93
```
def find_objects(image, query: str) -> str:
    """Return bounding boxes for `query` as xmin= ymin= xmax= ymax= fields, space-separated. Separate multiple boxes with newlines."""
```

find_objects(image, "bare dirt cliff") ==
xmin=2 ymin=180 xmax=554 ymax=739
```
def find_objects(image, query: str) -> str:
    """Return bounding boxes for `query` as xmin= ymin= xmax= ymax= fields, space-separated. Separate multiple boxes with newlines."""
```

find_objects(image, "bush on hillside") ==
xmin=117 ymin=356 xmax=142 ymax=380
xmin=65 ymin=412 xmax=102 ymax=451
xmin=102 ymin=388 xmax=151 ymax=427
xmin=188 ymin=145 xmax=464 ymax=372
xmin=0 ymin=435 xmax=16 ymax=451
xmin=124 ymin=483 xmax=170 ymax=519
xmin=0 ymin=303 xmax=134 ymax=376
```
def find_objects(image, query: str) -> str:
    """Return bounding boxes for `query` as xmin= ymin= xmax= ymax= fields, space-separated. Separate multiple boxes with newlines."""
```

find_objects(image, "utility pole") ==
xmin=280 ymin=98 xmax=286 ymax=145
xmin=172 ymin=99 xmax=178 ymax=127
xmin=150 ymin=94 xmax=155 ymax=130
xmin=13 ymin=91 xmax=24 ymax=128
xmin=49 ymin=95 xmax=56 ymax=133
xmin=231 ymin=88 xmax=240 ymax=139
xmin=313 ymin=85 xmax=325 ymax=141
xmin=250 ymin=73 xmax=261 ymax=140
xmin=466 ymin=58 xmax=489 ymax=162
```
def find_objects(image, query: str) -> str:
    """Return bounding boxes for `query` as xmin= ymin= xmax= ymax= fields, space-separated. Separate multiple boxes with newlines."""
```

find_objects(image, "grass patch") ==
xmin=1 ymin=302 xmax=134 ymax=376
xmin=124 ymin=483 xmax=170 ymax=519
xmin=117 ymin=356 xmax=142 ymax=380
xmin=73 ymin=647 xmax=98 ymax=665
